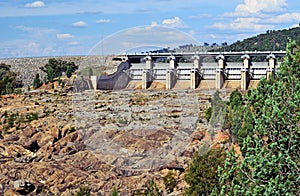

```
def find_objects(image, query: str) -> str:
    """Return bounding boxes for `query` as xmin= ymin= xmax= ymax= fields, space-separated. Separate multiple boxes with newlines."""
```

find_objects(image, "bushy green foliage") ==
xmin=204 ymin=107 xmax=212 ymax=122
xmin=111 ymin=187 xmax=118 ymax=196
xmin=3 ymin=112 xmax=39 ymax=131
xmin=184 ymin=148 xmax=226 ymax=196
xmin=46 ymin=66 xmax=54 ymax=82
xmin=0 ymin=63 xmax=19 ymax=95
xmin=74 ymin=187 xmax=91 ymax=196
xmin=145 ymin=179 xmax=159 ymax=196
xmin=41 ymin=58 xmax=78 ymax=82
xmin=217 ymin=40 xmax=300 ymax=195
xmin=228 ymin=89 xmax=243 ymax=109
xmin=223 ymin=89 xmax=243 ymax=143
xmin=26 ymin=112 xmax=39 ymax=122
xmin=163 ymin=171 xmax=177 ymax=193
xmin=66 ymin=65 xmax=72 ymax=78
xmin=32 ymin=73 xmax=42 ymax=89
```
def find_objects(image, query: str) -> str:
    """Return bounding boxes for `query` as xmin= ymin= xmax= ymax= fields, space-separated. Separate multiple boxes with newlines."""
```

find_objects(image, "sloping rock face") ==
xmin=73 ymin=90 xmax=203 ymax=171
xmin=0 ymin=90 xmax=227 ymax=195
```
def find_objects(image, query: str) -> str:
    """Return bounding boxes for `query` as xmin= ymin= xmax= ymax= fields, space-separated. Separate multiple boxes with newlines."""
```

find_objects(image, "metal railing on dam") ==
xmin=91 ymin=51 xmax=286 ymax=91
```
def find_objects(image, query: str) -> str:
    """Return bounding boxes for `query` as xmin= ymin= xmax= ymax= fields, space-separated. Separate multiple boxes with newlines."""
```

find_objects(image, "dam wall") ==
xmin=93 ymin=51 xmax=285 ymax=91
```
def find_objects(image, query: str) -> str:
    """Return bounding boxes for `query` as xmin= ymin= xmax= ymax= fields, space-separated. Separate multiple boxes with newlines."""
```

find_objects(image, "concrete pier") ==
xmin=189 ymin=55 xmax=201 ymax=89
xmin=190 ymin=68 xmax=198 ymax=89
xmin=142 ymin=56 xmax=153 ymax=89
xmin=166 ymin=56 xmax=177 ymax=90
xmin=168 ymin=55 xmax=177 ymax=69
xmin=142 ymin=69 xmax=152 ymax=89
xmin=193 ymin=55 xmax=201 ymax=70
xmin=267 ymin=54 xmax=276 ymax=80
xmin=216 ymin=55 xmax=225 ymax=89
xmin=91 ymin=76 xmax=99 ymax=90
xmin=241 ymin=54 xmax=250 ymax=91
xmin=166 ymin=69 xmax=177 ymax=90
xmin=145 ymin=55 xmax=154 ymax=69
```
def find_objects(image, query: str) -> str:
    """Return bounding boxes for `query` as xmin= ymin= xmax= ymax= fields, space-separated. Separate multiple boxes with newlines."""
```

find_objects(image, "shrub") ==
xmin=204 ymin=107 xmax=212 ymax=122
xmin=145 ymin=179 xmax=159 ymax=196
xmin=163 ymin=171 xmax=177 ymax=193
xmin=111 ymin=187 xmax=118 ymax=196
xmin=32 ymin=73 xmax=42 ymax=89
xmin=74 ymin=187 xmax=91 ymax=196
xmin=41 ymin=58 xmax=78 ymax=82
xmin=185 ymin=148 xmax=226 ymax=195
xmin=26 ymin=113 xmax=39 ymax=122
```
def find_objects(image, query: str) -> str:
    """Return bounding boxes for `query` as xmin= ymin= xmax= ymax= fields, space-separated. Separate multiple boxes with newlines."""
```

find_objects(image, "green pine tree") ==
xmin=32 ymin=73 xmax=42 ymax=89
xmin=217 ymin=40 xmax=300 ymax=195
xmin=47 ymin=66 xmax=54 ymax=82
xmin=66 ymin=66 xmax=72 ymax=78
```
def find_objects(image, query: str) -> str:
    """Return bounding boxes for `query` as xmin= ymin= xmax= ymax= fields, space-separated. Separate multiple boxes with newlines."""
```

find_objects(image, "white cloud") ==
xmin=210 ymin=34 xmax=217 ymax=39
xmin=211 ymin=0 xmax=288 ymax=33
xmin=15 ymin=25 xmax=56 ymax=40
xmin=68 ymin=41 xmax=80 ymax=46
xmin=16 ymin=25 xmax=34 ymax=32
xmin=162 ymin=17 xmax=187 ymax=28
xmin=225 ymin=0 xmax=287 ymax=17
xmin=56 ymin=34 xmax=74 ymax=39
xmin=43 ymin=47 xmax=57 ymax=55
xmin=24 ymin=1 xmax=45 ymax=8
xmin=212 ymin=17 xmax=274 ymax=31
xmin=266 ymin=12 xmax=300 ymax=24
xmin=96 ymin=19 xmax=111 ymax=24
xmin=0 ymin=40 xmax=41 ymax=57
xmin=72 ymin=21 xmax=88 ymax=27
xmin=189 ymin=14 xmax=212 ymax=19
xmin=27 ymin=42 xmax=40 ymax=49
xmin=151 ymin=21 xmax=158 ymax=27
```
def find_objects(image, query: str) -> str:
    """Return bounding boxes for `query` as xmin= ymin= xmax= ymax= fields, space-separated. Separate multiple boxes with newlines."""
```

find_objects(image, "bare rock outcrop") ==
xmin=0 ymin=89 xmax=226 ymax=195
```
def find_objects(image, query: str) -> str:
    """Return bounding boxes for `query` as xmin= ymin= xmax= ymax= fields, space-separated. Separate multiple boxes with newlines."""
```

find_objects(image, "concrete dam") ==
xmin=91 ymin=51 xmax=286 ymax=91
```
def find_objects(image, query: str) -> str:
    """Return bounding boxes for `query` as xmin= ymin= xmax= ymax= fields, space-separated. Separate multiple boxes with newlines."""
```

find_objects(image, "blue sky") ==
xmin=0 ymin=0 xmax=299 ymax=58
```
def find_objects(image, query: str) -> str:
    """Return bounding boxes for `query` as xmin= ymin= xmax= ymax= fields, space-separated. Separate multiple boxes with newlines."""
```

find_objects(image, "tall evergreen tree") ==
xmin=218 ymin=40 xmax=300 ymax=195
xmin=66 ymin=66 xmax=72 ymax=78
xmin=223 ymin=89 xmax=243 ymax=143
xmin=0 ymin=63 xmax=17 ymax=94
xmin=32 ymin=73 xmax=42 ymax=89
xmin=46 ymin=66 xmax=54 ymax=82
xmin=41 ymin=58 xmax=78 ymax=82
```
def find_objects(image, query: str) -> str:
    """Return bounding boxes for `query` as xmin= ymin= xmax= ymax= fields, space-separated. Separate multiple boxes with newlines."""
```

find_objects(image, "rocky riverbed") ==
xmin=0 ymin=87 xmax=230 ymax=195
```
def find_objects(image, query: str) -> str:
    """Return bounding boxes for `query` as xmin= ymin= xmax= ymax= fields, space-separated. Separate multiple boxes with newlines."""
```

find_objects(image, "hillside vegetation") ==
xmin=212 ymin=26 xmax=300 ymax=52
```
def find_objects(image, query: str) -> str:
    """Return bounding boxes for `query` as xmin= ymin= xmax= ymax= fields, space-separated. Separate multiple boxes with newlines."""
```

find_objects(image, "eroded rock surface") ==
xmin=0 ymin=89 xmax=229 ymax=195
